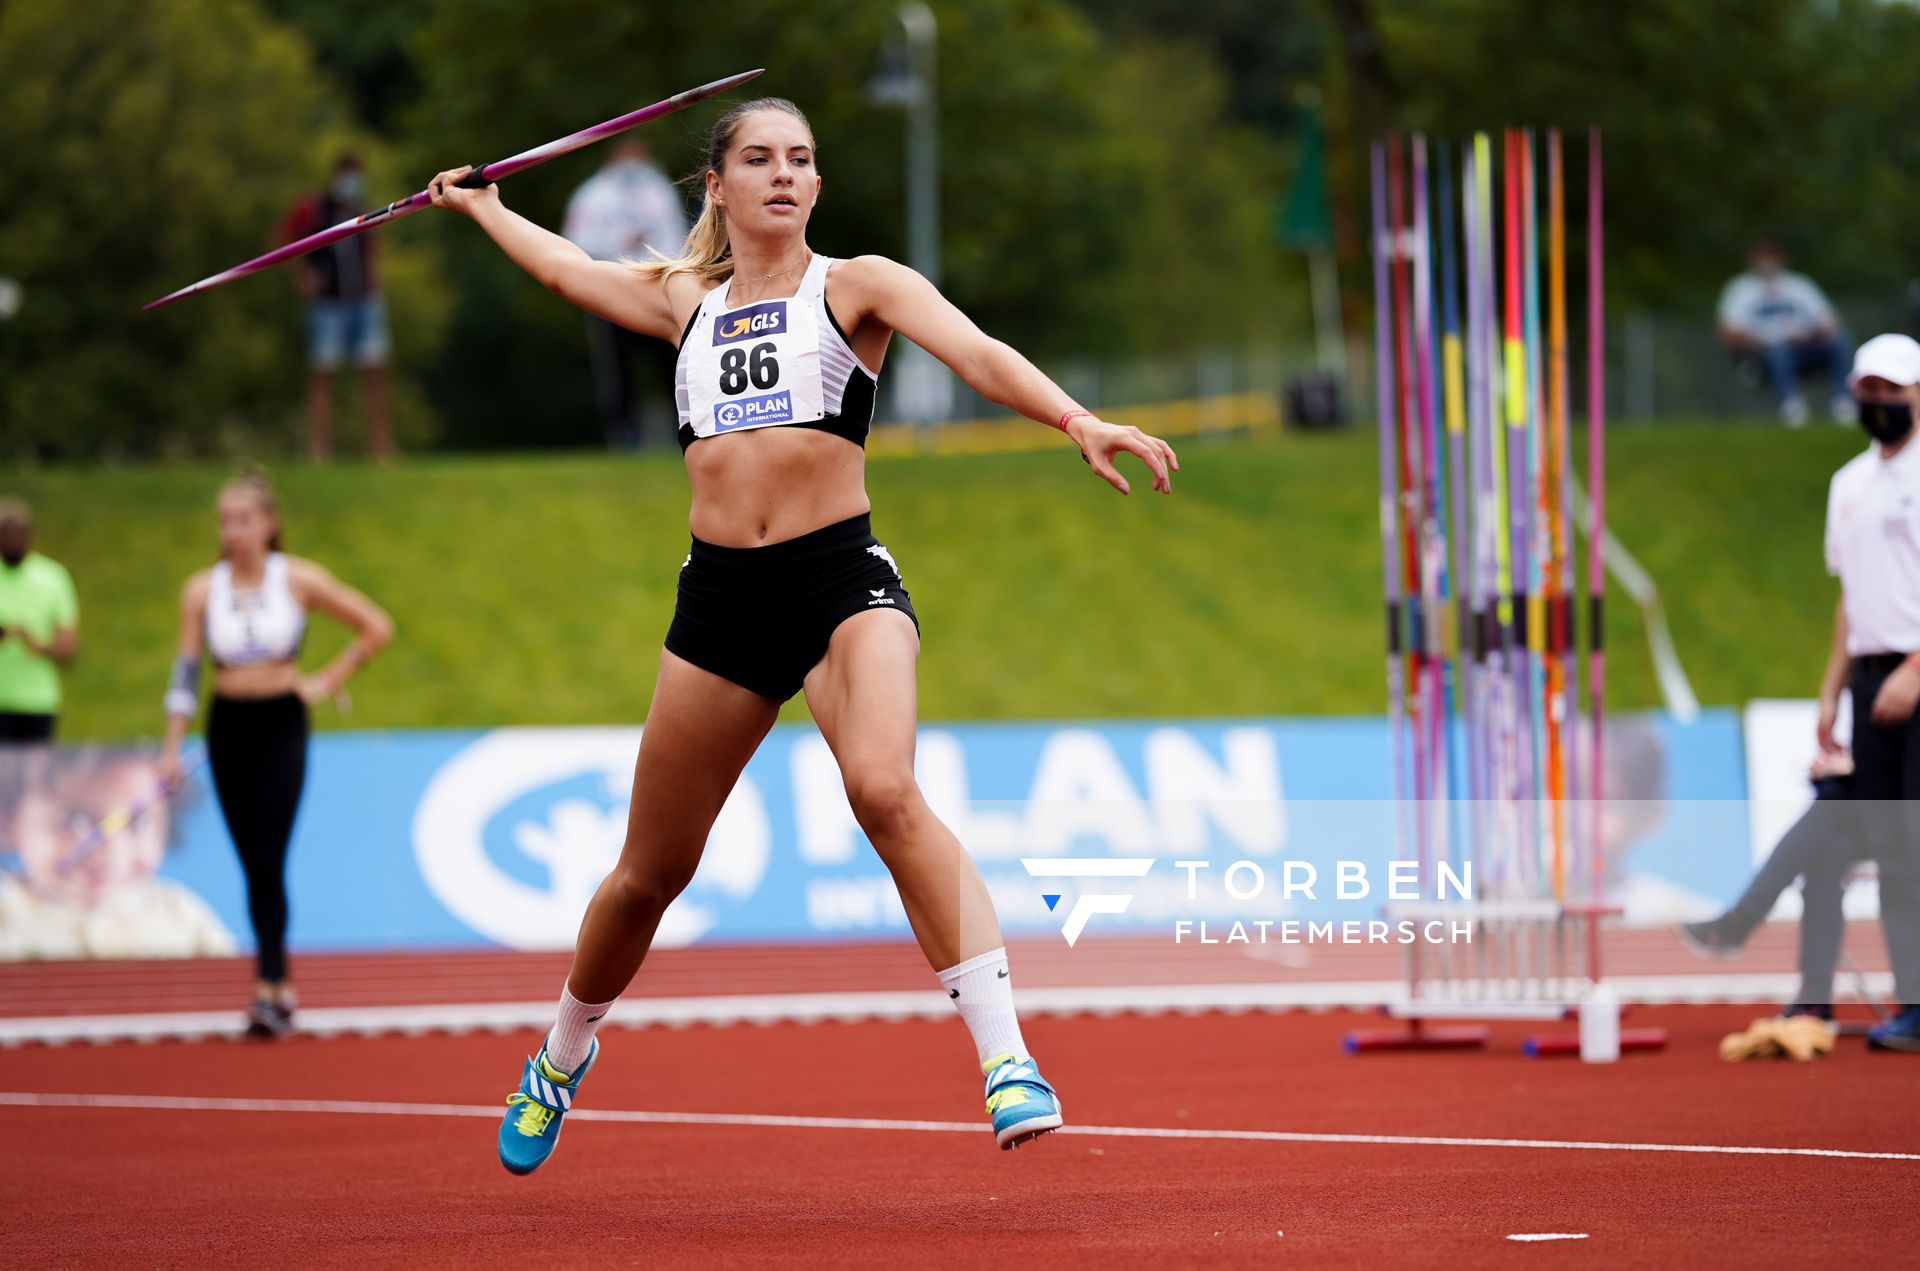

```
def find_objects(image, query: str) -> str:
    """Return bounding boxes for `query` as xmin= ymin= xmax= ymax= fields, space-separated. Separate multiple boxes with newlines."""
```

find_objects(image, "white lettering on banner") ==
xmin=1026 ymin=729 xmax=1155 ymax=853
xmin=1223 ymin=861 xmax=1264 ymax=900
xmin=1337 ymin=860 xmax=1369 ymax=899
xmin=796 ymin=726 xmax=1286 ymax=868
xmin=792 ymin=735 xmax=854 ymax=864
xmin=1389 ymin=860 xmax=1419 ymax=900
xmin=805 ymin=877 xmax=909 ymax=929
xmin=1283 ymin=860 xmax=1317 ymax=899
xmin=412 ymin=728 xmax=769 ymax=949
xmin=1143 ymin=727 xmax=1285 ymax=855
xmin=792 ymin=731 xmax=1025 ymax=864
xmin=922 ymin=731 xmax=1026 ymax=859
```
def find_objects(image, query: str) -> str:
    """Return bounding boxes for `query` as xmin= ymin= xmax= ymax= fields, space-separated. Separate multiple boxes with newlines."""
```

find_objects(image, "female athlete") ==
xmin=426 ymin=96 xmax=1177 ymax=1173
xmin=160 ymin=471 xmax=393 ymax=1037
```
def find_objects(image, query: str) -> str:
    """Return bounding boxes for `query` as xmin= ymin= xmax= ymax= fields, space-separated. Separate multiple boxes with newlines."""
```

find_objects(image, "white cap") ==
xmin=1850 ymin=333 xmax=1920 ymax=388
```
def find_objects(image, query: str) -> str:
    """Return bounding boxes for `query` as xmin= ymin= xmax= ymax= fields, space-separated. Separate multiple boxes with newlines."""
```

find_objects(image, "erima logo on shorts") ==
xmin=714 ymin=301 xmax=786 ymax=346
xmin=714 ymin=390 xmax=794 ymax=431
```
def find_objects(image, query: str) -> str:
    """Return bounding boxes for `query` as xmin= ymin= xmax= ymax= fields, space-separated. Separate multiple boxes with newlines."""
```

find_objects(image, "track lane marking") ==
xmin=2 ymin=1092 xmax=1915 ymax=1161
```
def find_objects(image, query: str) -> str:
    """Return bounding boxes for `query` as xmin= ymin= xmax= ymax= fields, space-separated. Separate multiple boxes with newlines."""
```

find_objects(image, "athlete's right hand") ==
xmin=1816 ymin=691 xmax=1841 ymax=753
xmin=158 ymin=742 xmax=182 ymax=793
xmin=426 ymin=165 xmax=497 ymax=217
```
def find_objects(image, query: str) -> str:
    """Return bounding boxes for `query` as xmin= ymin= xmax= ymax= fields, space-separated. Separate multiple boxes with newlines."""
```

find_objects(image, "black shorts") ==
xmin=665 ymin=512 xmax=918 ymax=701
xmin=0 ymin=712 xmax=55 ymax=743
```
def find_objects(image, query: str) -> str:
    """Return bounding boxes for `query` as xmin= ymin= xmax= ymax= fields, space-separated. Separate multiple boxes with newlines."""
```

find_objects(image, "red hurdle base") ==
xmin=1522 ymin=1027 xmax=1669 ymax=1058
xmin=1343 ymin=1020 xmax=1493 ymax=1052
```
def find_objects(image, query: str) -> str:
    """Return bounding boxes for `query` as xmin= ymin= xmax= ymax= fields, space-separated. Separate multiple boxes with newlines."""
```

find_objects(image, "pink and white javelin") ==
xmin=145 ymin=68 xmax=764 ymax=311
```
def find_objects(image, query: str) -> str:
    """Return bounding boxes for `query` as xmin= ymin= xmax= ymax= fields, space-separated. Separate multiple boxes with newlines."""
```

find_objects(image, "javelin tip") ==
xmin=676 ymin=68 xmax=765 ymax=106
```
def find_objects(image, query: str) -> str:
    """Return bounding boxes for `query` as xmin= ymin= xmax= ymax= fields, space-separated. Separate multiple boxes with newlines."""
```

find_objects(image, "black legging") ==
xmin=207 ymin=693 xmax=308 ymax=982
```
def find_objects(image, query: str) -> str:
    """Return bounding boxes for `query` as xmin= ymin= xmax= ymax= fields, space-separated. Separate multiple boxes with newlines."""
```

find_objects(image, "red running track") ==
xmin=6 ymin=1004 xmax=1917 ymax=1268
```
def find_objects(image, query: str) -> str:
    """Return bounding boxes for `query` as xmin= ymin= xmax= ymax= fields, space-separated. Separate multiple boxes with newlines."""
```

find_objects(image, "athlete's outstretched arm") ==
xmin=842 ymin=256 xmax=1178 ymax=495
xmin=426 ymin=165 xmax=683 ymax=343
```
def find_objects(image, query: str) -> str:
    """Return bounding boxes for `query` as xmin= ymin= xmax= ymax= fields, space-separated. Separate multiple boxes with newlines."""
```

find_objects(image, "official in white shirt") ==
xmin=1718 ymin=239 xmax=1851 ymax=427
xmin=562 ymin=138 xmax=689 ymax=450
xmin=1819 ymin=332 xmax=1920 ymax=1048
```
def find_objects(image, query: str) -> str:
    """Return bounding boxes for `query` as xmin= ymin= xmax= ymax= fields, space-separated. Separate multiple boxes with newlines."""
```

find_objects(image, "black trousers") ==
xmin=1847 ymin=654 xmax=1920 ymax=1006
xmin=0 ymin=711 xmax=55 ymax=742
xmin=207 ymin=693 xmax=309 ymax=982
xmin=585 ymin=314 xmax=675 ymax=450
xmin=1721 ymin=776 xmax=1866 ymax=1005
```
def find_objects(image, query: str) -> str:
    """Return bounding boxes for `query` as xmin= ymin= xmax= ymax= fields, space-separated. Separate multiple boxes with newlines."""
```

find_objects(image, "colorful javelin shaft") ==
xmin=1587 ymin=129 xmax=1607 ymax=909
xmin=145 ymin=69 xmax=765 ymax=310
xmin=1436 ymin=138 xmax=1471 ymax=865
xmin=1461 ymin=141 xmax=1492 ymax=863
xmin=1546 ymin=128 xmax=1572 ymax=898
xmin=1370 ymin=143 xmax=1410 ymax=837
xmin=1412 ymin=135 xmax=1444 ymax=876
xmin=1522 ymin=131 xmax=1550 ymax=884
xmin=1388 ymin=138 xmax=1425 ymax=833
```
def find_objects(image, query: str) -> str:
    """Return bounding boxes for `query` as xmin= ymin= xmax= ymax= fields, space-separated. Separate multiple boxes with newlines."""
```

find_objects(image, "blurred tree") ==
xmin=402 ymin=0 xmax=1295 ymax=446
xmin=265 ymin=0 xmax=431 ymax=132
xmin=0 ymin=0 xmax=449 ymax=461
xmin=1329 ymin=0 xmax=1920 ymax=316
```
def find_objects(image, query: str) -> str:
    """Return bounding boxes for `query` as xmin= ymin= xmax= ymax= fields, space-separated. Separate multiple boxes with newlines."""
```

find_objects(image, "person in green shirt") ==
xmin=0 ymin=498 xmax=78 ymax=742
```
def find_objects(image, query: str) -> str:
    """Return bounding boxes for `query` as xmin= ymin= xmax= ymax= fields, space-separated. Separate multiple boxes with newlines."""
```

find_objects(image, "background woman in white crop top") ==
xmin=428 ymin=95 xmax=1179 ymax=1169
xmin=159 ymin=470 xmax=393 ymax=1038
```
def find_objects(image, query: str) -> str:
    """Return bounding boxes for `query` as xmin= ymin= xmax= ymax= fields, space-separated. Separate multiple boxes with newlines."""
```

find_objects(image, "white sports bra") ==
xmin=673 ymin=254 xmax=878 ymax=451
xmin=206 ymin=553 xmax=306 ymax=669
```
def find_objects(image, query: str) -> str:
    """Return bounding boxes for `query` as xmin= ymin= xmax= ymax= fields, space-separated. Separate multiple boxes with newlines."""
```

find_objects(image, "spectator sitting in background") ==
xmin=1718 ymin=238 xmax=1851 ymax=428
xmin=277 ymin=154 xmax=396 ymax=465
xmin=0 ymin=498 xmax=77 ymax=743
xmin=562 ymin=138 xmax=688 ymax=450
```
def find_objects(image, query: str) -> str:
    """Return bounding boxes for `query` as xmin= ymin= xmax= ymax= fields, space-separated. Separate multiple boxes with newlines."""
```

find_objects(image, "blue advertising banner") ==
xmin=2 ymin=712 xmax=1752 ymax=958
xmin=0 ymin=710 xmax=1758 ymax=959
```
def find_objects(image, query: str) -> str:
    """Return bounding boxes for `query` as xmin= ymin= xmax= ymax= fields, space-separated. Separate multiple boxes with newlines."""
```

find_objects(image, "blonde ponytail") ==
xmin=625 ymin=96 xmax=813 ymax=285
xmin=629 ymin=191 xmax=732 ymax=282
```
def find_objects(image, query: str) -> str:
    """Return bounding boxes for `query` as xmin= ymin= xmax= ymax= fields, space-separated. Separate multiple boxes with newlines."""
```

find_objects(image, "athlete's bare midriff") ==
xmin=685 ymin=428 xmax=872 ymax=546
xmin=211 ymin=660 xmax=301 ymax=700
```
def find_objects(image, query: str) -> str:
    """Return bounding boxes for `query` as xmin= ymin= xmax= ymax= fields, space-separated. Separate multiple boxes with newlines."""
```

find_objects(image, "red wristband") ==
xmin=1057 ymin=408 xmax=1094 ymax=432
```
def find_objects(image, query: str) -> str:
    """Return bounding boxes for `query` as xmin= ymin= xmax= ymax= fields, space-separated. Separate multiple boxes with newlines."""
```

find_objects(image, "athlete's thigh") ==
xmin=623 ymin=648 xmax=782 ymax=855
xmin=802 ymin=609 xmax=921 ymax=771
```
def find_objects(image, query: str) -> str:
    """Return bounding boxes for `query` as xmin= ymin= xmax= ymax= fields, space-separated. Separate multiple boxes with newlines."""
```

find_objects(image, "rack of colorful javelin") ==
xmin=1346 ymin=128 xmax=1665 ymax=1056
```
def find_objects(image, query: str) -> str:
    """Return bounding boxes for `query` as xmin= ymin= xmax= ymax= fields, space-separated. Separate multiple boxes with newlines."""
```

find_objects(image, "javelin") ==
xmin=145 ymin=68 xmax=764 ymax=311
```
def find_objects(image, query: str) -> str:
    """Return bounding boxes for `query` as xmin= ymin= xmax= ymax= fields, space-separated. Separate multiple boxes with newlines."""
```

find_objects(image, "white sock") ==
xmin=545 ymin=986 xmax=616 ymax=1075
xmin=936 ymin=947 xmax=1030 ymax=1066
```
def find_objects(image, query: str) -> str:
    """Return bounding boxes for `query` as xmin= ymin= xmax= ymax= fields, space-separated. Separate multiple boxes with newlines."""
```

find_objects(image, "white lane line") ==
xmin=3 ymin=1092 xmax=1916 ymax=1162
xmin=1508 ymin=1234 xmax=1589 ymax=1242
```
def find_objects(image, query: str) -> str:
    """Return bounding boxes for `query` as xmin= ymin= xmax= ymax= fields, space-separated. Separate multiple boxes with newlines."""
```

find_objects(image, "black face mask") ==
xmin=1861 ymin=400 xmax=1916 ymax=446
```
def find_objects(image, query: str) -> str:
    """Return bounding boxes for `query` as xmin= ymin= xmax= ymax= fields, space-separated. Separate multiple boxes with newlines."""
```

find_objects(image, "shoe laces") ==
xmin=506 ymin=1092 xmax=555 ymax=1137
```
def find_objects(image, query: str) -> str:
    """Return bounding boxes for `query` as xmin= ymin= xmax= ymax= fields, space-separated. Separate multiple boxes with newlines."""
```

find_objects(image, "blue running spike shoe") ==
xmin=982 ymin=1053 xmax=1062 ymax=1150
xmin=498 ymin=1037 xmax=599 ymax=1175
xmin=1866 ymin=1005 xmax=1920 ymax=1053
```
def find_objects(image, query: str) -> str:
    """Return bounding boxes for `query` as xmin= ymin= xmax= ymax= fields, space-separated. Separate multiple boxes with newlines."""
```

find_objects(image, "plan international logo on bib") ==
xmin=714 ymin=390 xmax=794 ymax=431
xmin=714 ymin=300 xmax=786 ymax=345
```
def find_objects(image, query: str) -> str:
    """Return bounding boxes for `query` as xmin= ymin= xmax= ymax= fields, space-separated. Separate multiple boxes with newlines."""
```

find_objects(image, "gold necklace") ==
xmin=735 ymin=250 xmax=811 ymax=287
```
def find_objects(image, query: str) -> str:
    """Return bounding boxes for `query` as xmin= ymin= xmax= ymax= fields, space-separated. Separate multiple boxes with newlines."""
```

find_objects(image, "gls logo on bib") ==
xmin=714 ymin=300 xmax=786 ymax=346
